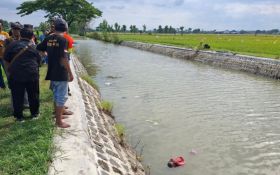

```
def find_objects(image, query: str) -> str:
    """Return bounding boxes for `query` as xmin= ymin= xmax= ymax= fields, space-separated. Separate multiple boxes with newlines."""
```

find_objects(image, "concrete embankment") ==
xmin=121 ymin=41 xmax=280 ymax=79
xmin=48 ymin=56 xmax=145 ymax=175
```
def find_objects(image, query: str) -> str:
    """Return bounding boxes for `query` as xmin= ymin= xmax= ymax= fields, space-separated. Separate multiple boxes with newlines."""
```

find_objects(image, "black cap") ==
xmin=23 ymin=24 xmax=33 ymax=30
xmin=11 ymin=22 xmax=23 ymax=30
xmin=20 ymin=27 xmax=34 ymax=39
xmin=54 ymin=18 xmax=68 ymax=32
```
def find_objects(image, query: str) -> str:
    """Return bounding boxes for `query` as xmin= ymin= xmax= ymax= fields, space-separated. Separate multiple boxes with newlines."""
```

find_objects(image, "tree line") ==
xmin=96 ymin=20 xmax=199 ymax=34
xmin=95 ymin=20 xmax=280 ymax=35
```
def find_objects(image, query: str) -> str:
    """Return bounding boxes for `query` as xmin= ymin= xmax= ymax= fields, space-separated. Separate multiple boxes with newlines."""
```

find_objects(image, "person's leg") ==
xmin=23 ymin=90 xmax=29 ymax=108
xmin=10 ymin=80 xmax=25 ymax=121
xmin=53 ymin=102 xmax=69 ymax=119
xmin=0 ymin=60 xmax=5 ymax=89
xmin=52 ymin=81 xmax=70 ymax=128
xmin=68 ymin=86 xmax=71 ymax=96
xmin=26 ymin=80 xmax=40 ymax=118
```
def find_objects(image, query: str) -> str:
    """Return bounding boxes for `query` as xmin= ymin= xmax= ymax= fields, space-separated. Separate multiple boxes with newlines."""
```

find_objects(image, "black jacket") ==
xmin=4 ymin=39 xmax=41 ymax=82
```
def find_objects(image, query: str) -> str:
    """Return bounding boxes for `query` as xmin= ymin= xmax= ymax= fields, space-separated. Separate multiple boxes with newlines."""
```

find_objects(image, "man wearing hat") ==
xmin=5 ymin=22 xmax=31 ymax=109
xmin=37 ymin=18 xmax=74 ymax=128
xmin=3 ymin=26 xmax=41 ymax=122
xmin=6 ymin=22 xmax=22 ymax=45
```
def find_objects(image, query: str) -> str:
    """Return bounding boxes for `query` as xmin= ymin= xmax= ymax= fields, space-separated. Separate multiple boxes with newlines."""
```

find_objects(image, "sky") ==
xmin=0 ymin=0 xmax=280 ymax=31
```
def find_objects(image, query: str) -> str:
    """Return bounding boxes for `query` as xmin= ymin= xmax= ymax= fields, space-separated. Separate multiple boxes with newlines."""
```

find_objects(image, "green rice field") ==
xmin=117 ymin=34 xmax=280 ymax=58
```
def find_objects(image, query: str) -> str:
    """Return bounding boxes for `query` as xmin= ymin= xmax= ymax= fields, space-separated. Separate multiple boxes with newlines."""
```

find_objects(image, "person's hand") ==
xmin=68 ymin=73 xmax=74 ymax=82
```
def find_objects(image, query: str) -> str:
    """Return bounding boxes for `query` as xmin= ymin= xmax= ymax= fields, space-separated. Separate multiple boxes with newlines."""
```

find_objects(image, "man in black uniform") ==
xmin=5 ymin=22 xmax=31 ymax=109
xmin=4 ymin=27 xmax=41 ymax=122
xmin=37 ymin=18 xmax=73 ymax=128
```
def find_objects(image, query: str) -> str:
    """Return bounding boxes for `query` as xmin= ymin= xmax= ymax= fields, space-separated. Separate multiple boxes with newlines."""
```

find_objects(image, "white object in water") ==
xmin=145 ymin=120 xmax=159 ymax=125
xmin=190 ymin=149 xmax=198 ymax=155
xmin=105 ymin=82 xmax=112 ymax=86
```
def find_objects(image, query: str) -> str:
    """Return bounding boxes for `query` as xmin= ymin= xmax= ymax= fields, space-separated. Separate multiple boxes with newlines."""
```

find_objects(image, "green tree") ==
xmin=108 ymin=25 xmax=114 ymax=32
xmin=129 ymin=25 xmax=138 ymax=33
xmin=169 ymin=26 xmax=176 ymax=34
xmin=192 ymin=28 xmax=200 ymax=33
xmin=121 ymin=25 xmax=126 ymax=32
xmin=17 ymin=0 xmax=102 ymax=28
xmin=142 ymin=24 xmax=146 ymax=33
xmin=38 ymin=21 xmax=49 ymax=32
xmin=114 ymin=22 xmax=120 ymax=32
xmin=164 ymin=25 xmax=169 ymax=33
xmin=99 ymin=20 xmax=109 ymax=32
xmin=179 ymin=26 xmax=184 ymax=35
xmin=0 ymin=19 xmax=9 ymax=31
xmin=157 ymin=25 xmax=163 ymax=33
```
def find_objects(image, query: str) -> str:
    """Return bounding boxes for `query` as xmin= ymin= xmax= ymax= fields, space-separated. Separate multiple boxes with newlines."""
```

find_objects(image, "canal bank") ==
xmin=48 ymin=55 xmax=144 ymax=175
xmin=121 ymin=41 xmax=280 ymax=79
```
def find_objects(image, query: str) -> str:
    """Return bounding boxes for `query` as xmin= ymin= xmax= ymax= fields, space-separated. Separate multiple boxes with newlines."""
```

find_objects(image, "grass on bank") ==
xmin=86 ymin=32 xmax=122 ymax=44
xmin=115 ymin=123 xmax=125 ymax=146
xmin=0 ymin=65 xmax=55 ymax=175
xmin=115 ymin=124 xmax=125 ymax=138
xmin=81 ymin=74 xmax=99 ymax=91
xmin=99 ymin=100 xmax=113 ymax=115
xmin=116 ymin=33 xmax=280 ymax=59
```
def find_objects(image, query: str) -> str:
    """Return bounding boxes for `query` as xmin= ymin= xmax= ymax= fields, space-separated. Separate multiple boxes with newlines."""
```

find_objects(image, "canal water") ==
xmin=75 ymin=40 xmax=280 ymax=175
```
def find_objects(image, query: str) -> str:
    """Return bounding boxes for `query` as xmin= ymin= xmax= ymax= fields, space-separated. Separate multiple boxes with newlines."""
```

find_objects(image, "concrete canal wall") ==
xmin=121 ymin=41 xmax=280 ymax=79
xmin=48 ymin=56 xmax=145 ymax=175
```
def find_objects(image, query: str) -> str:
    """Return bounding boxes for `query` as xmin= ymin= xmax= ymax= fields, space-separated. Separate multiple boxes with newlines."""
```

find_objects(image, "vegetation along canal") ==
xmin=75 ymin=39 xmax=280 ymax=175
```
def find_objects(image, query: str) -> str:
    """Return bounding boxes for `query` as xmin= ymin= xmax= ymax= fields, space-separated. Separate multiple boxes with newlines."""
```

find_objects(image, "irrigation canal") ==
xmin=75 ymin=39 xmax=280 ymax=175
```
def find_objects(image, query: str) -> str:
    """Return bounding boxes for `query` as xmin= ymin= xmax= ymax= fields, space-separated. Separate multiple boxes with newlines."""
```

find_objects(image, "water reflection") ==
xmin=75 ymin=44 xmax=99 ymax=76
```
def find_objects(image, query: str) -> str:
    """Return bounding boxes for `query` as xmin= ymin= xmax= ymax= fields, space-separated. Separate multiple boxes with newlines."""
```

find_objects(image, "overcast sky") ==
xmin=0 ymin=0 xmax=280 ymax=30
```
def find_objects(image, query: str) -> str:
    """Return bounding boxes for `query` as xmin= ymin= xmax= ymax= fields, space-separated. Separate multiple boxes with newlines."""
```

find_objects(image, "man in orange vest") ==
xmin=63 ymin=32 xmax=74 ymax=96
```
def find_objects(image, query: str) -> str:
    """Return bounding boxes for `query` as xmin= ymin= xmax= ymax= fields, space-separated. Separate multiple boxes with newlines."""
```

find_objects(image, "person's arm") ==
xmin=36 ymin=37 xmax=47 ymax=52
xmin=61 ymin=56 xmax=73 ymax=82
xmin=60 ymin=38 xmax=73 ymax=82
xmin=35 ymin=51 xmax=42 ymax=67
xmin=3 ymin=44 xmax=13 ymax=75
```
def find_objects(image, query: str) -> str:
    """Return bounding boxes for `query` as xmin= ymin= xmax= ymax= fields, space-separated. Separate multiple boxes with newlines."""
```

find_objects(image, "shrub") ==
xmin=115 ymin=124 xmax=125 ymax=146
xmin=100 ymin=100 xmax=113 ymax=115
xmin=115 ymin=124 xmax=125 ymax=138
xmin=102 ymin=32 xmax=111 ymax=42
xmin=203 ymin=43 xmax=210 ymax=49
xmin=87 ymin=32 xmax=102 ymax=40
xmin=112 ymin=34 xmax=122 ymax=44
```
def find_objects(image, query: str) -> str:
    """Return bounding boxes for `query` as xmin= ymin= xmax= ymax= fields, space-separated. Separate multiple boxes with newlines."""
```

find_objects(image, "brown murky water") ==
xmin=75 ymin=40 xmax=280 ymax=175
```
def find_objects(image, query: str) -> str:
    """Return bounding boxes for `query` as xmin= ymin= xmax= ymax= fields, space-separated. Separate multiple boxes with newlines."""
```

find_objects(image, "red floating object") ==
xmin=167 ymin=156 xmax=185 ymax=168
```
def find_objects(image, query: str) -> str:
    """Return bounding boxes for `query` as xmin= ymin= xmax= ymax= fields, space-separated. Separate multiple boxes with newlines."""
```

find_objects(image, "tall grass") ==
xmin=86 ymin=32 xmax=122 ymax=44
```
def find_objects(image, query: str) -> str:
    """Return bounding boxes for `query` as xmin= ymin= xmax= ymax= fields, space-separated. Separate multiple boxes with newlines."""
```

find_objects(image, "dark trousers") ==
xmin=0 ymin=59 xmax=5 ymax=88
xmin=10 ymin=79 xmax=39 ymax=119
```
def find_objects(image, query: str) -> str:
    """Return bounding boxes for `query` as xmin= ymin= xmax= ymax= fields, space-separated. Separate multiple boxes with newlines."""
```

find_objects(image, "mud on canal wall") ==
xmin=121 ymin=41 xmax=280 ymax=79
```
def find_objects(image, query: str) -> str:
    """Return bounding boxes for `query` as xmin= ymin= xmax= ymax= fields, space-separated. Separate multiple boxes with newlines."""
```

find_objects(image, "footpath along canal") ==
xmin=75 ymin=39 xmax=280 ymax=175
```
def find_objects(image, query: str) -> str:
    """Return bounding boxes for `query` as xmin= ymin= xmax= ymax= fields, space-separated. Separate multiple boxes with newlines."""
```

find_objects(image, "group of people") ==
xmin=0 ymin=17 xmax=74 ymax=128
